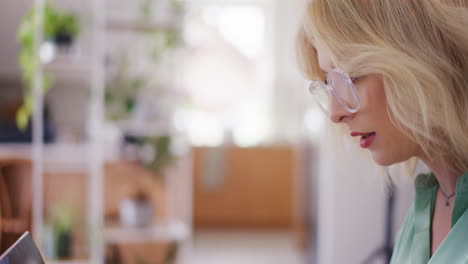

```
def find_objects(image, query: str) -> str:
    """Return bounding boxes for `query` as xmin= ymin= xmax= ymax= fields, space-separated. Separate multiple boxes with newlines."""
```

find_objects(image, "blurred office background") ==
xmin=0 ymin=0 xmax=416 ymax=263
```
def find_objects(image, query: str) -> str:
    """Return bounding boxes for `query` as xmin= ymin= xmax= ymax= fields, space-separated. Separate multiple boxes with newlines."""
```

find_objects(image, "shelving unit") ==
xmin=23 ymin=0 xmax=192 ymax=263
xmin=44 ymin=54 xmax=93 ymax=83
xmin=101 ymin=0 xmax=191 ymax=262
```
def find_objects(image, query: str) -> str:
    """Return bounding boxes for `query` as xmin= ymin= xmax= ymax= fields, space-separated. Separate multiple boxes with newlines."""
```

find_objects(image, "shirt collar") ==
xmin=414 ymin=172 xmax=468 ymax=226
xmin=415 ymin=172 xmax=439 ymax=190
xmin=452 ymin=172 xmax=468 ymax=226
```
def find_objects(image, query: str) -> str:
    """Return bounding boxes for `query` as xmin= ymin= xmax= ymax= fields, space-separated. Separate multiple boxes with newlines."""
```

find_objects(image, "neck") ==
xmin=420 ymin=155 xmax=462 ymax=195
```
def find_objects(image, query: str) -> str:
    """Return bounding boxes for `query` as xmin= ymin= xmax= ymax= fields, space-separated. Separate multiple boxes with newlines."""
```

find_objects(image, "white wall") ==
xmin=0 ymin=0 xmax=30 ymax=79
xmin=271 ymin=0 xmax=310 ymax=143
xmin=316 ymin=123 xmax=415 ymax=264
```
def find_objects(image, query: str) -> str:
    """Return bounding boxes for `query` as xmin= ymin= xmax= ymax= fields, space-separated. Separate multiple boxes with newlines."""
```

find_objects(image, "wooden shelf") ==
xmin=47 ymin=259 xmax=90 ymax=264
xmin=104 ymin=219 xmax=189 ymax=244
xmin=0 ymin=143 xmax=120 ymax=171
xmin=106 ymin=19 xmax=179 ymax=32
xmin=1 ymin=218 xmax=28 ymax=234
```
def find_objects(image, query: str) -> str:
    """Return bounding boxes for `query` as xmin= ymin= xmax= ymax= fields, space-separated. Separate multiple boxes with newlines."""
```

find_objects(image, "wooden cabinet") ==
xmin=193 ymin=146 xmax=298 ymax=228
xmin=0 ymin=159 xmax=32 ymax=253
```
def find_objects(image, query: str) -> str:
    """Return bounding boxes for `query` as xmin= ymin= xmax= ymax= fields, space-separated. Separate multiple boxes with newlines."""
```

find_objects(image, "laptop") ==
xmin=0 ymin=232 xmax=45 ymax=264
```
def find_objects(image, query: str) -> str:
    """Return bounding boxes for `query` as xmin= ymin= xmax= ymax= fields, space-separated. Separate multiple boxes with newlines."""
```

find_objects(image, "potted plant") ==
xmin=44 ymin=205 xmax=75 ymax=259
xmin=105 ymin=55 xmax=145 ymax=123
xmin=50 ymin=11 xmax=80 ymax=49
xmin=122 ymin=134 xmax=174 ymax=178
xmin=16 ymin=2 xmax=80 ymax=129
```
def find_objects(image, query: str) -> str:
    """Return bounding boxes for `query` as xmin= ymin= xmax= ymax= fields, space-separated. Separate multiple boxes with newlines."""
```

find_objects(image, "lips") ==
xmin=350 ymin=131 xmax=377 ymax=148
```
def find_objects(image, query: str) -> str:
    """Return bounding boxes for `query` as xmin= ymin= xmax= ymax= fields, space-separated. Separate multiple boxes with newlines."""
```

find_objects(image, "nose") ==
xmin=329 ymin=96 xmax=353 ymax=123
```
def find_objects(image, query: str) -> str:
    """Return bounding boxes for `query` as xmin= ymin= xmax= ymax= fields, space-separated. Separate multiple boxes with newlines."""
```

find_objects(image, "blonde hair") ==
xmin=297 ymin=0 xmax=468 ymax=175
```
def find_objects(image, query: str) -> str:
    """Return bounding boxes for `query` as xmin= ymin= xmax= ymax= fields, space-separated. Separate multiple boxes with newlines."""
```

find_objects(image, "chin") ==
xmin=370 ymin=151 xmax=402 ymax=166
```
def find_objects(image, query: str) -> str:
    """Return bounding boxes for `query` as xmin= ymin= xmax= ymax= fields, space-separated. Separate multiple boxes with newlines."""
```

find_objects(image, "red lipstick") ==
xmin=350 ymin=132 xmax=377 ymax=148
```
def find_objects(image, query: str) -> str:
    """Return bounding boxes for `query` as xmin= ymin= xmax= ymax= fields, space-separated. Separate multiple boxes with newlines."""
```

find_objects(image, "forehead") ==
xmin=315 ymin=41 xmax=334 ymax=72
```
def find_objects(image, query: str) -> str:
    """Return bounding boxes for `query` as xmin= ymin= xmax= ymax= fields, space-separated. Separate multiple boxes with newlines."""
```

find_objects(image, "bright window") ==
xmin=176 ymin=0 xmax=274 ymax=146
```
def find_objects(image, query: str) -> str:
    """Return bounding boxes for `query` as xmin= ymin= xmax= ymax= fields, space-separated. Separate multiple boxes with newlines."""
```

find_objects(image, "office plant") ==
xmin=17 ymin=2 xmax=80 ymax=129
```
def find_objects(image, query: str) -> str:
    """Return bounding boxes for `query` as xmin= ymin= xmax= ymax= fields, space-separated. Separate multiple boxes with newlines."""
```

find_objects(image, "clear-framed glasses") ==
xmin=308 ymin=68 xmax=361 ymax=114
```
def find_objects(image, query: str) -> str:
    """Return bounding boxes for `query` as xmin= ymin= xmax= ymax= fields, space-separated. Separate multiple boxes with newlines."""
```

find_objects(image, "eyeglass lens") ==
xmin=328 ymin=70 xmax=359 ymax=111
xmin=309 ymin=70 xmax=360 ymax=114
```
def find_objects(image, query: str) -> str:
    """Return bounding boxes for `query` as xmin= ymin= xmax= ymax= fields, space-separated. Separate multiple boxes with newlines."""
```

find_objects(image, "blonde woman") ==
xmin=297 ymin=0 xmax=468 ymax=263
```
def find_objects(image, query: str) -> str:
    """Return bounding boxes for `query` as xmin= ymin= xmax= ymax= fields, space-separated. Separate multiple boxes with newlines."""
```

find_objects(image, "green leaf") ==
xmin=16 ymin=1 xmax=80 ymax=129
xmin=125 ymin=98 xmax=135 ymax=113
xmin=16 ymin=106 xmax=30 ymax=130
xmin=140 ymin=0 xmax=153 ymax=20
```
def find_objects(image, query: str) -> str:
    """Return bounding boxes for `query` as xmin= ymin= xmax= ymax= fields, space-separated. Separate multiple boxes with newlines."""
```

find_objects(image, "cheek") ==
xmin=371 ymin=131 xmax=416 ymax=166
xmin=359 ymin=76 xmax=419 ymax=165
xmin=356 ymin=75 xmax=387 ymax=113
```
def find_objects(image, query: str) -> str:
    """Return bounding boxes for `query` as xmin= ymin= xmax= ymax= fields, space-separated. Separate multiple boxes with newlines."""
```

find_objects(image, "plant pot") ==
xmin=55 ymin=230 xmax=72 ymax=258
xmin=53 ymin=32 xmax=75 ymax=52
xmin=119 ymin=196 xmax=153 ymax=228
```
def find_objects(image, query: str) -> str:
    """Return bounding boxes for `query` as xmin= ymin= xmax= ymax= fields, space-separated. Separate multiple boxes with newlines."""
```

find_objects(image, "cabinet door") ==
xmin=0 ymin=159 xmax=32 ymax=253
xmin=193 ymin=146 xmax=297 ymax=228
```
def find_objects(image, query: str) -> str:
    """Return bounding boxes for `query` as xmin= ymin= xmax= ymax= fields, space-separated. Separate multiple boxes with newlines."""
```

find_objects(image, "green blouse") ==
xmin=390 ymin=172 xmax=468 ymax=264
